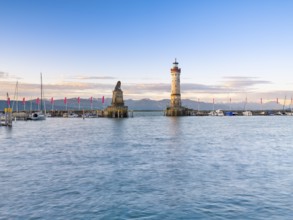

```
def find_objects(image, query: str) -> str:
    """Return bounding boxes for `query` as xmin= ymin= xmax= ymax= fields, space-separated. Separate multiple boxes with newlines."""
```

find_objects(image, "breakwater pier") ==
xmin=1 ymin=109 xmax=292 ymax=121
xmin=164 ymin=109 xmax=293 ymax=116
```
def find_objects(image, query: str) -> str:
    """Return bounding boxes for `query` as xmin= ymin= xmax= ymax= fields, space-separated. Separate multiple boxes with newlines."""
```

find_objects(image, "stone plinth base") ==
xmin=165 ymin=107 xmax=190 ymax=116
xmin=112 ymin=90 xmax=124 ymax=106
xmin=102 ymin=106 xmax=128 ymax=118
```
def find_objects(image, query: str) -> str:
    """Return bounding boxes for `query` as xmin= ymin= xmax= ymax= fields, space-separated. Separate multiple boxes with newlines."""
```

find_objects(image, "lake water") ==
xmin=1 ymin=115 xmax=293 ymax=219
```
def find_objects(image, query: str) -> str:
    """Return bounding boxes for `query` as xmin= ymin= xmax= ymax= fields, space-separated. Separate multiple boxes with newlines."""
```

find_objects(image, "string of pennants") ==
xmin=6 ymin=96 xmax=105 ymax=108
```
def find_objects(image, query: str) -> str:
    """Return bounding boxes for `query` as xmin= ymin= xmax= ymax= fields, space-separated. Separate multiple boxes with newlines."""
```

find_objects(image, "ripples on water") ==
xmin=1 ymin=114 xmax=293 ymax=219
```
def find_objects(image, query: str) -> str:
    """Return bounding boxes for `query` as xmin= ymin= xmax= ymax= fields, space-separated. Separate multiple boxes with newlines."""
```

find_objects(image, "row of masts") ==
xmin=197 ymin=97 xmax=292 ymax=112
xmin=8 ymin=73 xmax=44 ymax=112
xmin=5 ymin=95 xmax=293 ymax=112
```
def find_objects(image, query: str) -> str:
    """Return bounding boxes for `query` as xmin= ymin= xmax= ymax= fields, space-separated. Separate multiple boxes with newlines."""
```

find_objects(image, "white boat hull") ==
xmin=243 ymin=111 xmax=253 ymax=116
xmin=208 ymin=110 xmax=224 ymax=116
xmin=30 ymin=112 xmax=46 ymax=120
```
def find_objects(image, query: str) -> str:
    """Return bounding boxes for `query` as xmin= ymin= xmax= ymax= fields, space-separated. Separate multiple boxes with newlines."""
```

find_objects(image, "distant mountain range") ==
xmin=0 ymin=98 xmax=288 ymax=111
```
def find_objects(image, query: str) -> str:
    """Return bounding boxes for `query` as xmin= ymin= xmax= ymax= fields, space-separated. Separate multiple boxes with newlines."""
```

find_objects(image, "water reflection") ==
xmin=168 ymin=117 xmax=183 ymax=136
xmin=1 ymin=126 xmax=13 ymax=138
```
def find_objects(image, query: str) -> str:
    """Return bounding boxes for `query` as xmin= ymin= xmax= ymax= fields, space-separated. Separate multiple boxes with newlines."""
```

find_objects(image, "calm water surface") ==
xmin=1 ymin=115 xmax=293 ymax=219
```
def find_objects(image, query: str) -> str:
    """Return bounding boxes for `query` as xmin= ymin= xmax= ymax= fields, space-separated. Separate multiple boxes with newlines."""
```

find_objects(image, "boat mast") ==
xmin=40 ymin=73 xmax=43 ymax=112
xmin=282 ymin=95 xmax=286 ymax=112
xmin=11 ymin=81 xmax=19 ymax=112
xmin=30 ymin=98 xmax=32 ymax=113
xmin=16 ymin=81 xmax=19 ymax=112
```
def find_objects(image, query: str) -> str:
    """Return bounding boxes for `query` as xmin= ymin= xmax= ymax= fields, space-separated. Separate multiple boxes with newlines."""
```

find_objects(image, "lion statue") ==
xmin=114 ymin=81 xmax=121 ymax=91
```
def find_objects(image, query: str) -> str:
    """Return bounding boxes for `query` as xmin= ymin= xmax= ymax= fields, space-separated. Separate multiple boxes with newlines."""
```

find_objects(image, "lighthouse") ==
xmin=170 ymin=59 xmax=181 ymax=108
xmin=165 ymin=59 xmax=189 ymax=116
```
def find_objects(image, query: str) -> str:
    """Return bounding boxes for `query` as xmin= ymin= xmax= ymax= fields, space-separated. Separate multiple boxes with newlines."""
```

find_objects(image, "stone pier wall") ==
xmin=165 ymin=107 xmax=191 ymax=116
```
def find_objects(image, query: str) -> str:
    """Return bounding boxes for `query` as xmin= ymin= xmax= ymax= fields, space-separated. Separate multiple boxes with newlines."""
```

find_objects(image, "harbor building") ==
xmin=102 ymin=81 xmax=128 ymax=118
xmin=165 ymin=59 xmax=189 ymax=116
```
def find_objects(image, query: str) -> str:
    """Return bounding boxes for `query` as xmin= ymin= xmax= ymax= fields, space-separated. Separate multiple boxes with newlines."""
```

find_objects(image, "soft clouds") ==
xmin=73 ymin=76 xmax=116 ymax=80
xmin=221 ymin=76 xmax=272 ymax=89
xmin=0 ymin=76 xmax=291 ymax=101
xmin=182 ymin=83 xmax=227 ymax=93
xmin=123 ymin=83 xmax=169 ymax=93
xmin=0 ymin=71 xmax=9 ymax=79
xmin=0 ymin=71 xmax=22 ymax=80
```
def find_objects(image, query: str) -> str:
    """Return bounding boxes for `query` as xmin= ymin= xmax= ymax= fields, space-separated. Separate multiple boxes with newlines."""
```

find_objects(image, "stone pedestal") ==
xmin=103 ymin=81 xmax=128 ymax=118
xmin=165 ymin=106 xmax=190 ymax=116
xmin=103 ymin=106 xmax=128 ymax=118
xmin=111 ymin=90 xmax=124 ymax=106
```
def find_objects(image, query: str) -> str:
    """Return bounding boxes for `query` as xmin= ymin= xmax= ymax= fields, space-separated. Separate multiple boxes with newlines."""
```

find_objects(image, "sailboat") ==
xmin=285 ymin=97 xmax=293 ymax=116
xmin=242 ymin=96 xmax=252 ymax=116
xmin=208 ymin=98 xmax=224 ymax=116
xmin=29 ymin=73 xmax=46 ymax=120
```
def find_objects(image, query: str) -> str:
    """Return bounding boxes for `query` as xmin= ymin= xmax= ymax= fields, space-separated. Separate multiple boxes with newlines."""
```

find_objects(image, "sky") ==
xmin=1 ymin=0 xmax=293 ymax=103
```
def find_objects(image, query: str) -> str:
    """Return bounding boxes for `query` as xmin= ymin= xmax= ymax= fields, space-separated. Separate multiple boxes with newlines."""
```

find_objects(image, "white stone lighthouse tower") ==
xmin=170 ymin=59 xmax=182 ymax=108
xmin=165 ymin=59 xmax=189 ymax=116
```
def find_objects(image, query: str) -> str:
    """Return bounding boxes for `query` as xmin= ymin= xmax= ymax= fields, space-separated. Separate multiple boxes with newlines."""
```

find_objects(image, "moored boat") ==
xmin=243 ymin=111 xmax=253 ymax=116
xmin=30 ymin=112 xmax=46 ymax=120
xmin=30 ymin=73 xmax=46 ymax=121
xmin=208 ymin=109 xmax=224 ymax=116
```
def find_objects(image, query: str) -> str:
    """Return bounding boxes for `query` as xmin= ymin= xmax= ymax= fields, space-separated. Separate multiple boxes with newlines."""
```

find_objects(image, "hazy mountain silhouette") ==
xmin=0 ymin=99 xmax=286 ymax=111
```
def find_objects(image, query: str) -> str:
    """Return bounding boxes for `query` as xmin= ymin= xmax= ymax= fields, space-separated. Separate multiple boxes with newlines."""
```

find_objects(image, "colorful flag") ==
xmin=50 ymin=97 xmax=54 ymax=104
xmin=77 ymin=97 xmax=80 ymax=104
xmin=64 ymin=97 xmax=67 ymax=104
xmin=36 ymin=97 xmax=40 ymax=104
xmin=102 ymin=96 xmax=105 ymax=104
